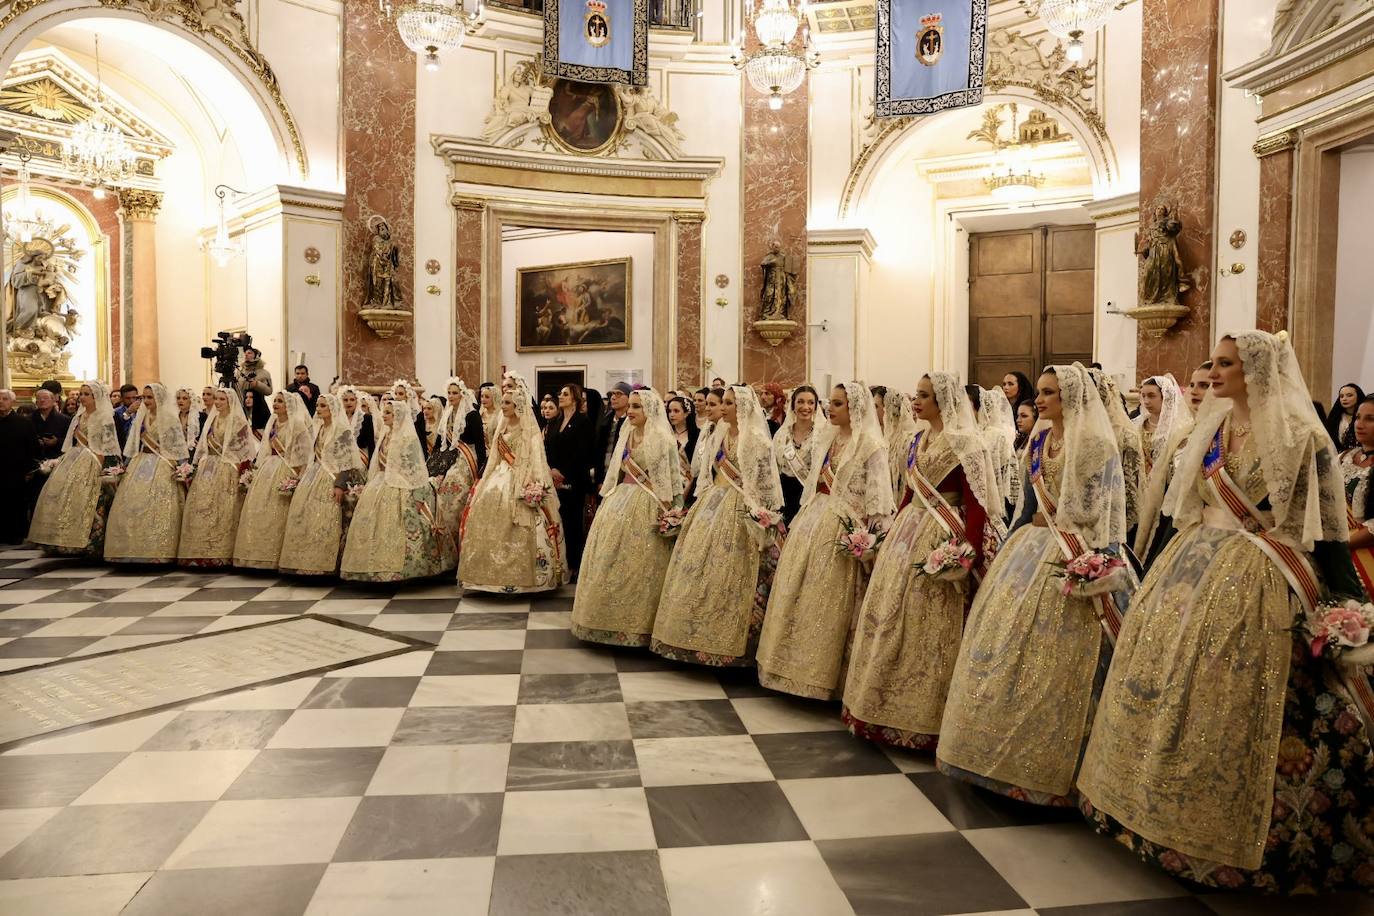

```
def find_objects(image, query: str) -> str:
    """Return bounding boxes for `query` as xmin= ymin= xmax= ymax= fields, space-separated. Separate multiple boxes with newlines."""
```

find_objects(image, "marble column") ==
xmin=740 ymin=66 xmax=809 ymax=385
xmin=118 ymin=188 xmax=162 ymax=382
xmin=673 ymin=211 xmax=704 ymax=387
xmin=452 ymin=197 xmax=484 ymax=387
xmin=1254 ymin=131 xmax=1297 ymax=334
xmin=341 ymin=0 xmax=416 ymax=385
xmin=1135 ymin=0 xmax=1220 ymax=380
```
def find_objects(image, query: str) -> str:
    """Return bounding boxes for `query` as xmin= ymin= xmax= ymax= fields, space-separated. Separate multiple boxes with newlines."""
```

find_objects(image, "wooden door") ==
xmin=968 ymin=224 xmax=1095 ymax=388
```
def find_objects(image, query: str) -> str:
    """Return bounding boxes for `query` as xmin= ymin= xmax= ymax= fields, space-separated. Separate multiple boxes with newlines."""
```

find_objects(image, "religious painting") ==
xmin=546 ymin=79 xmax=622 ymax=154
xmin=534 ymin=366 xmax=588 ymax=405
xmin=516 ymin=257 xmax=632 ymax=352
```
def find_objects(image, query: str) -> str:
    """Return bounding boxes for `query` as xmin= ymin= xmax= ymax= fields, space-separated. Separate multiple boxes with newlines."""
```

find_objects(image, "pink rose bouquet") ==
xmin=656 ymin=507 xmax=686 ymax=538
xmin=916 ymin=538 xmax=976 ymax=581
xmin=238 ymin=468 xmax=256 ymax=491
xmin=173 ymin=463 xmax=195 ymax=484
xmin=836 ymin=517 xmax=886 ymax=562
xmin=520 ymin=480 xmax=550 ymax=508
xmin=38 ymin=458 xmax=60 ymax=476
xmin=277 ymin=475 xmax=300 ymax=494
xmin=1302 ymin=599 xmax=1374 ymax=661
xmin=1055 ymin=549 xmax=1127 ymax=597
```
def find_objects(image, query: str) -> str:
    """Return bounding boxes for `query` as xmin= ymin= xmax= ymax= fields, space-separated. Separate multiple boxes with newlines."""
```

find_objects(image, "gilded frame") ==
xmin=542 ymin=80 xmax=625 ymax=156
xmin=515 ymin=255 xmax=633 ymax=353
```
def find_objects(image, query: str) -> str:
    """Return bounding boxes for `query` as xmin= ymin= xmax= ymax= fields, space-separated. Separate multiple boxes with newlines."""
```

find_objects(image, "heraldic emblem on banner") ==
xmin=543 ymin=0 xmax=648 ymax=86
xmin=875 ymin=0 xmax=987 ymax=117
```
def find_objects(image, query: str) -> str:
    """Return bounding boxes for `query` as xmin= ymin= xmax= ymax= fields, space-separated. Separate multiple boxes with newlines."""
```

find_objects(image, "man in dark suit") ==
xmin=594 ymin=382 xmax=632 ymax=490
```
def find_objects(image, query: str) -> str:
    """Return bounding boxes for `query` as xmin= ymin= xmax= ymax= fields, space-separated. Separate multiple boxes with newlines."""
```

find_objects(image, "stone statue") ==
xmin=4 ymin=232 xmax=81 ymax=376
xmin=617 ymin=85 xmax=686 ymax=159
xmin=363 ymin=217 xmax=403 ymax=310
xmin=759 ymin=242 xmax=798 ymax=322
xmin=1137 ymin=204 xmax=1188 ymax=307
xmin=482 ymin=61 xmax=551 ymax=143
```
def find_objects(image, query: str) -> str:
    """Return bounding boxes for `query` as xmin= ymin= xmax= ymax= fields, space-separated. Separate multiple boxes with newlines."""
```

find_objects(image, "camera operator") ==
xmin=234 ymin=346 xmax=273 ymax=402
xmin=286 ymin=364 xmax=318 ymax=416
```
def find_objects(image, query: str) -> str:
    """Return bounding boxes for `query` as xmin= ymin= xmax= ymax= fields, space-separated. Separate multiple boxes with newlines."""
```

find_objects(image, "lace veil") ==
xmin=493 ymin=375 xmax=556 ymax=492
xmin=439 ymin=376 xmax=476 ymax=448
xmin=196 ymin=387 xmax=257 ymax=466
xmin=1088 ymin=368 xmax=1142 ymax=529
xmin=257 ymin=390 xmax=315 ymax=467
xmin=177 ymin=388 xmax=202 ymax=452
xmin=370 ymin=398 xmax=430 ymax=489
xmin=977 ymin=387 xmax=1017 ymax=503
xmin=804 ymin=381 xmax=895 ymax=519
xmin=1164 ymin=330 xmax=1345 ymax=550
xmin=772 ymin=390 xmax=821 ymax=482
xmin=337 ymin=385 xmax=378 ymax=440
xmin=930 ymin=373 xmax=1005 ymax=532
xmin=313 ymin=393 xmax=363 ymax=477
xmin=1132 ymin=373 xmax=1192 ymax=555
xmin=63 ymin=380 xmax=121 ymax=457
xmin=390 ymin=379 xmax=422 ymax=416
xmin=1045 ymin=363 xmax=1127 ymax=549
xmin=123 ymin=383 xmax=190 ymax=461
xmin=602 ymin=387 xmax=682 ymax=504
xmin=703 ymin=385 xmax=783 ymax=511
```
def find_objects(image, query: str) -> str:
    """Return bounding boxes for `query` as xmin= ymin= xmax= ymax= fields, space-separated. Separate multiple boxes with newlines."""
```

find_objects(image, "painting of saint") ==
xmin=547 ymin=79 xmax=621 ymax=153
xmin=516 ymin=257 xmax=631 ymax=352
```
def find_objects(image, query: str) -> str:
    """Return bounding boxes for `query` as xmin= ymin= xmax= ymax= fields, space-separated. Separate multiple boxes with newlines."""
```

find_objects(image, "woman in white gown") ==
xmin=233 ymin=391 xmax=314 ymax=570
xmin=431 ymin=377 xmax=486 ymax=570
xmin=29 ymin=381 xmax=123 ymax=557
xmin=179 ymin=388 xmax=257 ymax=567
xmin=458 ymin=376 xmax=565 ymax=593
xmin=1131 ymin=373 xmax=1192 ymax=561
xmin=278 ymin=393 xmax=368 ymax=576
xmin=105 ymin=383 xmax=189 ymax=564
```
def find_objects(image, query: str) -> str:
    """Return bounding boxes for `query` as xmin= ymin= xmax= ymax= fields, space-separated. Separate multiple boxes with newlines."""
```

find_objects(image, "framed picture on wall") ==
xmin=534 ymin=366 xmax=588 ymax=405
xmin=516 ymin=257 xmax=632 ymax=352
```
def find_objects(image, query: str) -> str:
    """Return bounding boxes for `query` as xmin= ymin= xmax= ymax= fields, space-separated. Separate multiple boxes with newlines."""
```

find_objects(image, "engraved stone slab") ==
xmin=0 ymin=617 xmax=416 ymax=747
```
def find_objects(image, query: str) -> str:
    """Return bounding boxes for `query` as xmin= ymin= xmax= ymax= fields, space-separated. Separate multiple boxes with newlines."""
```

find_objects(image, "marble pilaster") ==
xmin=341 ymin=0 xmax=416 ymax=385
xmin=452 ymin=198 xmax=484 ymax=387
xmin=673 ymin=212 xmax=704 ymax=387
xmin=1135 ymin=0 xmax=1220 ymax=380
xmin=740 ymin=71 xmax=808 ymax=385
xmin=1254 ymin=132 xmax=1296 ymax=334
xmin=117 ymin=188 xmax=162 ymax=382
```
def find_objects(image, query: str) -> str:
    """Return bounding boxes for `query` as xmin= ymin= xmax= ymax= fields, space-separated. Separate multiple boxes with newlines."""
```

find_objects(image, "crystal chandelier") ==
xmin=1026 ymin=0 xmax=1117 ymax=62
xmin=732 ymin=0 xmax=818 ymax=110
xmin=202 ymin=184 xmax=245 ymax=268
xmin=61 ymin=36 xmax=135 ymax=199
xmin=982 ymin=105 xmax=1044 ymax=201
xmin=7 ymin=149 xmax=39 ymax=243
xmin=379 ymin=0 xmax=483 ymax=71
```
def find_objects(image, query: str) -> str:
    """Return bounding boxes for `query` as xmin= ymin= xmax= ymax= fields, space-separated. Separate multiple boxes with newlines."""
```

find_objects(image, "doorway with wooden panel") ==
xmin=967 ymin=224 xmax=1095 ymax=390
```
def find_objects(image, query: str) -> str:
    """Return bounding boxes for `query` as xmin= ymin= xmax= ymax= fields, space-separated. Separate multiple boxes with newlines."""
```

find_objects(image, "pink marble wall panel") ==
xmin=340 ymin=0 xmax=416 ymax=386
xmin=740 ymin=75 xmax=808 ymax=386
xmin=453 ymin=202 xmax=483 ymax=387
xmin=1135 ymin=0 xmax=1220 ymax=381
xmin=1255 ymin=147 xmax=1294 ymax=334
xmin=674 ymin=216 xmax=703 ymax=387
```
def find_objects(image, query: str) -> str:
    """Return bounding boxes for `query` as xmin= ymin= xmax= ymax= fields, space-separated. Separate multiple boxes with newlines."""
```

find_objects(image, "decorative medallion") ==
xmin=715 ymin=274 xmax=729 ymax=288
xmin=584 ymin=0 xmax=611 ymax=48
xmin=304 ymin=246 xmax=321 ymax=264
xmin=1229 ymin=229 xmax=1246 ymax=250
xmin=425 ymin=258 xmax=441 ymax=275
xmin=916 ymin=13 xmax=944 ymax=67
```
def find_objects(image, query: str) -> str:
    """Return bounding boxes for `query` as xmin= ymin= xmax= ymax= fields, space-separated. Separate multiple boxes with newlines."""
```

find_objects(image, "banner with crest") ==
xmin=875 ymin=0 xmax=988 ymax=117
xmin=543 ymin=0 xmax=648 ymax=87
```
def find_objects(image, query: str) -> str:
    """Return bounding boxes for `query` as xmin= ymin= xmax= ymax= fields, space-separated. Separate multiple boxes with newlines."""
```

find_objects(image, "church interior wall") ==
xmin=1332 ymin=145 xmax=1374 ymax=396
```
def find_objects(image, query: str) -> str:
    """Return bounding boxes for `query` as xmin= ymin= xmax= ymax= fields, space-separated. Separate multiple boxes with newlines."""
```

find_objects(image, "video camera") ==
xmin=200 ymin=330 xmax=253 ymax=390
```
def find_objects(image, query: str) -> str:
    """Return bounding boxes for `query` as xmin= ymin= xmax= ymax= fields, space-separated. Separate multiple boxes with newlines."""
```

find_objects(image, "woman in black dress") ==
xmin=544 ymin=383 xmax=594 ymax=577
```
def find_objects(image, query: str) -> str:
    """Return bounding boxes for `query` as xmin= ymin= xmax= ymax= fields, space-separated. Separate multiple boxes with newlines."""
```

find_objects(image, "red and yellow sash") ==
xmin=621 ymin=445 xmax=671 ymax=512
xmin=906 ymin=431 xmax=983 ymax=583
xmin=1347 ymin=506 xmax=1374 ymax=603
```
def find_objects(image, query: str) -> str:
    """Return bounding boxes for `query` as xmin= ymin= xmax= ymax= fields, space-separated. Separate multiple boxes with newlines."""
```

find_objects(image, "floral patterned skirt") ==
xmin=571 ymin=483 xmax=674 ymax=647
xmin=278 ymin=465 xmax=361 ymax=576
xmin=29 ymin=450 xmax=111 ymax=557
xmin=232 ymin=456 xmax=294 ymax=570
xmin=105 ymin=453 xmax=183 ymax=564
xmin=178 ymin=455 xmax=242 ymax=567
xmin=341 ymin=481 xmax=446 ymax=583
xmin=458 ymin=465 xmax=564 ymax=594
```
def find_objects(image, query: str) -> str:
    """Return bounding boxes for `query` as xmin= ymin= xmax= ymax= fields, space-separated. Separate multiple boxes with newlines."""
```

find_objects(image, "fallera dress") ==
xmin=29 ymin=382 xmax=122 ymax=558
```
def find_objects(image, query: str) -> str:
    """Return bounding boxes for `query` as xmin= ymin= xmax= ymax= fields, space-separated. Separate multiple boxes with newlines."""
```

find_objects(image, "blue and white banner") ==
xmin=875 ymin=0 xmax=987 ymax=118
xmin=543 ymin=0 xmax=649 ymax=86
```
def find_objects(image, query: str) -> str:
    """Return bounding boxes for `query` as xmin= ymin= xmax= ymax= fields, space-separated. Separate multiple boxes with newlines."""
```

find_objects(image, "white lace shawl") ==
xmin=370 ymin=398 xmax=430 ymax=489
xmin=438 ymin=376 xmax=476 ymax=449
xmin=62 ymin=380 xmax=121 ymax=458
xmin=312 ymin=394 xmax=363 ymax=477
xmin=196 ymin=388 xmax=258 ymax=467
xmin=602 ymin=388 xmax=683 ymax=505
xmin=977 ymin=387 xmax=1017 ymax=506
xmin=772 ymin=403 xmax=820 ymax=484
xmin=1040 ymin=364 xmax=1128 ymax=549
xmin=1088 ymin=368 xmax=1143 ymax=530
xmin=1132 ymin=374 xmax=1193 ymax=556
xmin=123 ymin=383 xmax=190 ymax=462
xmin=256 ymin=391 xmax=315 ymax=469
xmin=803 ymin=381 xmax=896 ymax=520
xmin=336 ymin=385 xmax=378 ymax=440
xmin=1164 ymin=330 xmax=1346 ymax=551
xmin=177 ymin=388 xmax=202 ymax=454
xmin=696 ymin=386 xmax=783 ymax=511
xmin=928 ymin=372 xmax=1005 ymax=535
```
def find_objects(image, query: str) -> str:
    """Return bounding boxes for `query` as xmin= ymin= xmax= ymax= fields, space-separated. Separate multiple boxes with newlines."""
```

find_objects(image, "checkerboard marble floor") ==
xmin=0 ymin=548 xmax=1370 ymax=916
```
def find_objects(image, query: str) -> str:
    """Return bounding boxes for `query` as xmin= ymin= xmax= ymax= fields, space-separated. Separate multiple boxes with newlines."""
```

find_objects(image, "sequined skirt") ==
xmin=29 ymin=449 xmax=107 ymax=555
xmin=233 ymin=456 xmax=295 ymax=570
xmin=278 ymin=464 xmax=349 ymax=576
xmin=341 ymin=480 xmax=446 ymax=583
xmin=844 ymin=503 xmax=967 ymax=744
xmin=434 ymin=460 xmax=476 ymax=573
xmin=936 ymin=525 xmax=1114 ymax=799
xmin=756 ymin=494 xmax=867 ymax=700
xmin=571 ymin=483 xmax=674 ymax=647
xmin=178 ymin=455 xmax=243 ymax=566
xmin=458 ymin=464 xmax=563 ymax=594
xmin=105 ymin=453 xmax=183 ymax=563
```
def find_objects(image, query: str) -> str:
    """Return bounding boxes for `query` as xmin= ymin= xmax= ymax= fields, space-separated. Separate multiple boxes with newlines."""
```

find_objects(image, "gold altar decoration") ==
xmin=4 ymin=212 xmax=83 ymax=382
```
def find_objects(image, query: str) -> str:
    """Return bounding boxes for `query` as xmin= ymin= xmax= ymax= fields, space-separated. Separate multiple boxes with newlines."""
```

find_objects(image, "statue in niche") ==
xmin=4 ymin=220 xmax=82 ymax=378
xmin=1136 ymin=203 xmax=1189 ymax=307
xmin=363 ymin=217 xmax=404 ymax=310
xmin=759 ymin=242 xmax=799 ymax=321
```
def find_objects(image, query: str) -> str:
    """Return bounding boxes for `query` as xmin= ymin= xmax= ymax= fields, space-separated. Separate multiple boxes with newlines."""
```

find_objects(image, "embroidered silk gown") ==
xmin=178 ymin=420 xmax=247 ymax=568
xmin=29 ymin=421 xmax=120 ymax=558
xmin=844 ymin=431 xmax=992 ymax=749
xmin=434 ymin=439 xmax=481 ymax=573
xmin=233 ymin=426 xmax=304 ymax=570
xmin=277 ymin=439 xmax=367 ymax=577
xmin=104 ymin=426 xmax=184 ymax=563
xmin=339 ymin=458 xmax=446 ymax=584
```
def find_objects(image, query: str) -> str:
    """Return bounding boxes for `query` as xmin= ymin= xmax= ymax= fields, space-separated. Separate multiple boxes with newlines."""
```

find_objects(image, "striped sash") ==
xmin=714 ymin=441 xmax=784 ymax=548
xmin=621 ymin=445 xmax=671 ymax=512
xmin=1347 ymin=506 xmax=1374 ymax=603
xmin=1029 ymin=429 xmax=1124 ymax=643
xmin=906 ymin=432 xmax=981 ymax=584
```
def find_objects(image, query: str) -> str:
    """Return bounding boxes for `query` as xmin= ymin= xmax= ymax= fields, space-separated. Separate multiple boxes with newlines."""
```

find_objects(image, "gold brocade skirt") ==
xmin=29 ymin=449 xmax=104 ymax=553
xmin=458 ymin=464 xmax=563 ymax=594
xmin=105 ymin=453 xmax=183 ymax=563
xmin=232 ymin=456 xmax=294 ymax=570
xmin=651 ymin=481 xmax=762 ymax=663
xmin=1077 ymin=524 xmax=1295 ymax=869
xmin=756 ymin=494 xmax=867 ymax=700
xmin=341 ymin=480 xmax=445 ymax=583
xmin=178 ymin=455 xmax=243 ymax=566
xmin=571 ymin=483 xmax=674 ymax=646
xmin=936 ymin=525 xmax=1105 ymax=798
xmin=434 ymin=460 xmax=476 ymax=573
xmin=844 ymin=503 xmax=967 ymax=739
xmin=278 ymin=464 xmax=347 ymax=576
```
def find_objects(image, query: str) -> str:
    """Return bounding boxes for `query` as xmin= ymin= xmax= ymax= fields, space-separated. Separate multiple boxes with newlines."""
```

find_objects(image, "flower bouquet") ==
xmin=277 ymin=475 xmax=300 ymax=495
xmin=1300 ymin=598 xmax=1374 ymax=663
xmin=100 ymin=464 xmax=125 ymax=483
xmin=836 ymin=517 xmax=886 ymax=562
xmin=656 ymin=507 xmax=686 ymax=539
xmin=346 ymin=482 xmax=366 ymax=500
xmin=173 ymin=463 xmax=195 ymax=485
xmin=238 ymin=468 xmax=256 ymax=492
xmin=38 ymin=458 xmax=60 ymax=476
xmin=520 ymin=480 xmax=550 ymax=508
xmin=915 ymin=538 xmax=976 ymax=581
xmin=1054 ymin=549 xmax=1128 ymax=598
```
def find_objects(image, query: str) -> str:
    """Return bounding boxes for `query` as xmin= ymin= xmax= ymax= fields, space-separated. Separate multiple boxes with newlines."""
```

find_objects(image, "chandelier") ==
xmin=202 ymin=184 xmax=245 ymax=268
xmin=732 ymin=0 xmax=818 ymax=110
xmin=7 ymin=149 xmax=39 ymax=243
xmin=980 ymin=105 xmax=1045 ymax=201
xmin=379 ymin=0 xmax=483 ymax=71
xmin=1024 ymin=0 xmax=1118 ymax=62
xmin=61 ymin=36 xmax=135 ymax=198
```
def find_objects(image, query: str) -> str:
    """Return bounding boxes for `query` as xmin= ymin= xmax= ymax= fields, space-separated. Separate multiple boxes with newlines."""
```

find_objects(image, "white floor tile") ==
xmin=0 ymin=872 xmax=151 ymax=916
xmin=266 ymin=708 xmax=405 ymax=748
xmin=164 ymin=796 xmax=361 ymax=869
xmin=366 ymin=744 xmax=510 ymax=795
xmin=190 ymin=677 xmax=323 ymax=710
xmin=306 ymin=857 xmax=495 ymax=916
xmin=411 ymin=675 xmax=521 ymax=707
xmin=71 ymin=750 xmax=258 ymax=805
xmin=779 ymin=774 xmax=955 ymax=839
xmin=0 ymin=807 xmax=62 ymax=857
xmin=325 ymin=653 xmax=432 ymax=677
xmin=5 ymin=712 xmax=180 ymax=756
xmin=497 ymin=787 xmax=655 ymax=855
xmin=618 ymin=670 xmax=728 ymax=703
xmin=634 ymin=736 xmax=775 ymax=787
xmin=729 ymin=697 xmax=846 ymax=734
xmin=659 ymin=842 xmax=855 ymax=916
xmin=513 ymin=703 xmax=631 ymax=742
xmin=27 ymin=617 xmax=140 ymax=638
